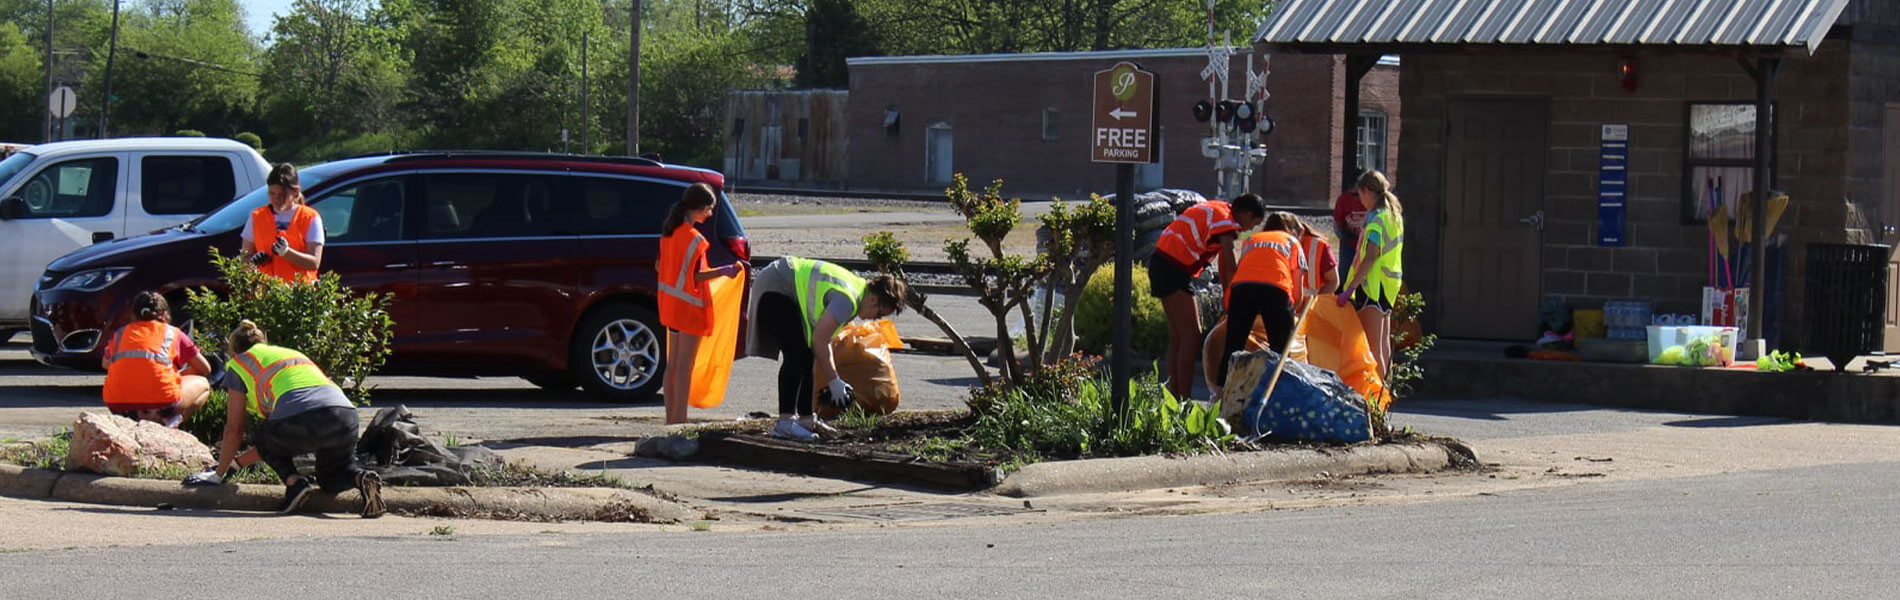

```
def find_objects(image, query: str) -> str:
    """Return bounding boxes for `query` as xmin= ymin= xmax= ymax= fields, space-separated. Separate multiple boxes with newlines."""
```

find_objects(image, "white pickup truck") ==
xmin=0 ymin=137 xmax=271 ymax=336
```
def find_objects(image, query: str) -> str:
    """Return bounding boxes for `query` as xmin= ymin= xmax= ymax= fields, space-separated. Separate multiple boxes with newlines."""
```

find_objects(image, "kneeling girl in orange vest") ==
xmin=656 ymin=183 xmax=745 ymax=424
xmin=1213 ymin=213 xmax=1316 ymax=389
xmin=101 ymin=292 xmax=213 ymax=427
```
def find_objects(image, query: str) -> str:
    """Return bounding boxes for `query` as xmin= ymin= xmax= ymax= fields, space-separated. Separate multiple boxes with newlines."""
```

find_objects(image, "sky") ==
xmin=241 ymin=0 xmax=296 ymax=38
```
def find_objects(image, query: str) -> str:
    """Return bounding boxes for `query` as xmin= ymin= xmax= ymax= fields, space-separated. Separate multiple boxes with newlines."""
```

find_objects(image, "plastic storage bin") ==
xmin=1647 ymin=325 xmax=1738 ymax=366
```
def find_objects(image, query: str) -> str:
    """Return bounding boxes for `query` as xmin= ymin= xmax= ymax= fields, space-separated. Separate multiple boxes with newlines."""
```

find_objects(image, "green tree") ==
xmin=0 ymin=22 xmax=42 ymax=141
xmin=794 ymin=0 xmax=876 ymax=89
xmin=258 ymin=0 xmax=406 ymax=139
xmin=103 ymin=0 xmax=260 ymax=135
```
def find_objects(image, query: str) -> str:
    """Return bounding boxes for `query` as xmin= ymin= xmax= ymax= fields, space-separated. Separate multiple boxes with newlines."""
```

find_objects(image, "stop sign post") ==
xmin=1091 ymin=61 xmax=1157 ymax=424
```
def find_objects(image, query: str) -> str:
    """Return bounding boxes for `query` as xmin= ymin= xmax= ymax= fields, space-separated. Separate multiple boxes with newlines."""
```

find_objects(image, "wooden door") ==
xmin=1440 ymin=99 xmax=1549 ymax=339
xmin=1883 ymin=103 xmax=1900 ymax=351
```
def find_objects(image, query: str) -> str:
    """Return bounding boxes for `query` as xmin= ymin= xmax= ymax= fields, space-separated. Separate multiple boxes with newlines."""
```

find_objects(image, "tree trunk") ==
xmin=992 ymin=311 xmax=1017 ymax=384
xmin=912 ymin=298 xmax=991 ymax=386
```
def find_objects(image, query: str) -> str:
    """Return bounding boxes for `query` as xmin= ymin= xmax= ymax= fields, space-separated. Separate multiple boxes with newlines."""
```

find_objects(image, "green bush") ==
xmin=182 ymin=250 xmax=393 ymax=443
xmin=174 ymin=129 xmax=206 ymax=137
xmin=965 ymin=361 xmax=1231 ymax=463
xmin=1074 ymin=265 xmax=1167 ymax=356
xmin=232 ymin=132 xmax=264 ymax=151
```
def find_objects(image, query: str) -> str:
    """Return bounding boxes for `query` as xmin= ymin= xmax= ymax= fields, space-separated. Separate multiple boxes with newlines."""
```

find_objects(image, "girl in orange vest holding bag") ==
xmin=657 ymin=183 xmax=744 ymax=424
xmin=241 ymin=164 xmax=323 ymax=284
xmin=1149 ymin=193 xmax=1265 ymax=400
xmin=101 ymin=292 xmax=212 ymax=427
xmin=1215 ymin=214 xmax=1314 ymax=388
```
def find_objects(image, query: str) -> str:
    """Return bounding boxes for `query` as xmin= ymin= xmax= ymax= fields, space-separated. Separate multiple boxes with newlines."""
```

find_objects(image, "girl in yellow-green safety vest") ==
xmin=744 ymin=257 xmax=909 ymax=441
xmin=184 ymin=320 xmax=385 ymax=518
xmin=1336 ymin=170 xmax=1405 ymax=378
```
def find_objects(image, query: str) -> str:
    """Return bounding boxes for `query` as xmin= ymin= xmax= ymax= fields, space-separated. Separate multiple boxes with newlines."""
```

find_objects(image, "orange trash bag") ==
xmin=1301 ymin=301 xmax=1391 ymax=411
xmin=815 ymin=320 xmax=902 ymax=419
xmin=687 ymin=269 xmax=747 ymax=409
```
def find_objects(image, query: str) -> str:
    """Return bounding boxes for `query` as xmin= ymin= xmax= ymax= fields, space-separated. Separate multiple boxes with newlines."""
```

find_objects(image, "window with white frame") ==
xmin=1042 ymin=107 xmax=1059 ymax=142
xmin=1356 ymin=110 xmax=1388 ymax=173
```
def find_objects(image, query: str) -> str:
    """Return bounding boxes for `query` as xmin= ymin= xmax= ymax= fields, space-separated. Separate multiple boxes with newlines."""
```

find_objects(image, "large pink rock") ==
xmin=65 ymin=412 xmax=215 ymax=477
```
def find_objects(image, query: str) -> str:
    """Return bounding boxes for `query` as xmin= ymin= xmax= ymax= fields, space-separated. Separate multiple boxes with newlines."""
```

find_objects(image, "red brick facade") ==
xmin=839 ymin=49 xmax=1399 ymax=205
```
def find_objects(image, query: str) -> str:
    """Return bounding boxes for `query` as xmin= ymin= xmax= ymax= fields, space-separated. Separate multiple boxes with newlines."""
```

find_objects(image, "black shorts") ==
xmin=1352 ymin=288 xmax=1394 ymax=313
xmin=1146 ymin=254 xmax=1195 ymax=298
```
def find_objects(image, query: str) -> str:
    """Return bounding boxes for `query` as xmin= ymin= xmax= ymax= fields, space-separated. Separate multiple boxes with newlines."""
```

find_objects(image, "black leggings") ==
xmin=758 ymin=292 xmax=815 ymax=416
xmin=1217 ymin=284 xmax=1295 ymax=388
xmin=255 ymin=406 xmax=364 ymax=493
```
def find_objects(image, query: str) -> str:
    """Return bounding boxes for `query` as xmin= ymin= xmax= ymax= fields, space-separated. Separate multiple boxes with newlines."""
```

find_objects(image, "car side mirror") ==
xmin=0 ymin=196 xmax=23 ymax=220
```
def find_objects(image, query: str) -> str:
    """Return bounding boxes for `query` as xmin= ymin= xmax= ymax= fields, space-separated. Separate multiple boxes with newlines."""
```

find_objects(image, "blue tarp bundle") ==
xmin=1230 ymin=350 xmax=1374 ymax=444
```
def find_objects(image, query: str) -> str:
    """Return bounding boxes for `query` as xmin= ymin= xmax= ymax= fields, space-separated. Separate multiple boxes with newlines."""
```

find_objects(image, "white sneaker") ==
xmin=799 ymin=417 xmax=840 ymax=437
xmin=771 ymin=419 xmax=818 ymax=442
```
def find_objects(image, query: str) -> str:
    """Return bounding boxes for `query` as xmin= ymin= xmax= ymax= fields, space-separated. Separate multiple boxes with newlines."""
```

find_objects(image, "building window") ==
xmin=1682 ymin=102 xmax=1777 ymax=224
xmin=731 ymin=118 xmax=745 ymax=139
xmin=1356 ymin=110 xmax=1387 ymax=173
xmin=798 ymin=118 xmax=810 ymax=142
xmin=1042 ymin=107 xmax=1059 ymax=142
xmin=884 ymin=107 xmax=901 ymax=138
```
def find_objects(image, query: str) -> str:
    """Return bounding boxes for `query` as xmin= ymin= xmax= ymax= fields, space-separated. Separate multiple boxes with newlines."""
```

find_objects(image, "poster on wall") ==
xmin=1597 ymin=124 xmax=1628 ymax=247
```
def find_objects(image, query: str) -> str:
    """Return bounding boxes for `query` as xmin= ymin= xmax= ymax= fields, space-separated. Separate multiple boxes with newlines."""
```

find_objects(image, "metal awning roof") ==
xmin=1255 ymin=0 xmax=1852 ymax=55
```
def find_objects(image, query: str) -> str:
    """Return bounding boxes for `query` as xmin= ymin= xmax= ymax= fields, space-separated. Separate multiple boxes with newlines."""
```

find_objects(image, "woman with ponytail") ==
xmin=1335 ymin=170 xmax=1405 ymax=376
xmin=655 ymin=183 xmax=744 ymax=424
xmin=100 ymin=292 xmax=212 ymax=427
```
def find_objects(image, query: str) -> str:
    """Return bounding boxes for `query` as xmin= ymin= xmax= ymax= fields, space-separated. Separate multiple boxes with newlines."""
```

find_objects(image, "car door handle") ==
xmin=429 ymin=261 xmax=460 ymax=267
xmin=383 ymin=263 xmax=413 ymax=269
xmin=92 ymin=231 xmax=113 ymax=243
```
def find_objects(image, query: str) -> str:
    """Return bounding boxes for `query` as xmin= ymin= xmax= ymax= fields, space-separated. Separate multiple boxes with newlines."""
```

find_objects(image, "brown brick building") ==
xmin=724 ymin=48 xmax=1399 ymax=204
xmin=1259 ymin=0 xmax=1900 ymax=353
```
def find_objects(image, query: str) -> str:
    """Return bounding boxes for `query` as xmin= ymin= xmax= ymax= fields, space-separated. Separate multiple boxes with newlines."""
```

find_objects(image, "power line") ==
xmin=122 ymin=46 xmax=262 ymax=78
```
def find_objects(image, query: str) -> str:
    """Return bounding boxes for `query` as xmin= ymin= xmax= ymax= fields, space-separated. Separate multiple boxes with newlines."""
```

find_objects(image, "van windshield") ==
xmin=0 ymin=152 xmax=35 ymax=191
xmin=187 ymin=163 xmax=343 ymax=233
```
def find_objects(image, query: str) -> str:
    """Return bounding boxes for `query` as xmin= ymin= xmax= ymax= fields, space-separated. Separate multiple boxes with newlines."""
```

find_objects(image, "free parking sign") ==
xmin=1091 ymin=62 xmax=1157 ymax=164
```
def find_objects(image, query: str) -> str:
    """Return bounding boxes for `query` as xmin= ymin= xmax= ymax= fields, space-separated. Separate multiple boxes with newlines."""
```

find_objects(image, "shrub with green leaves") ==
xmin=184 ymin=249 xmax=393 ymax=406
xmin=232 ymin=132 xmax=264 ymax=151
xmin=1074 ymin=265 xmax=1168 ymax=356
xmin=965 ymin=363 xmax=1232 ymax=462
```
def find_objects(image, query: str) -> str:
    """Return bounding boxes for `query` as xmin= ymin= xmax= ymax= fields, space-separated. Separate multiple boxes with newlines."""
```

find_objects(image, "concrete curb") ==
xmin=0 ymin=464 xmax=700 ymax=523
xmin=991 ymin=441 xmax=1467 ymax=498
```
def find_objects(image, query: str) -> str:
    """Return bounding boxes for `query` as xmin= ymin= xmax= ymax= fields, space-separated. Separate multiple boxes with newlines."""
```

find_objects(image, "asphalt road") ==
xmin=4 ymin=459 xmax=1894 ymax=599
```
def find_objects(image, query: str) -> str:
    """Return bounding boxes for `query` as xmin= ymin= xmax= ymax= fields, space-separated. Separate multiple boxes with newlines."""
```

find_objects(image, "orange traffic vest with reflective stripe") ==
xmin=657 ymin=222 xmax=714 ymax=336
xmin=1232 ymin=231 xmax=1307 ymax=303
xmin=1154 ymin=201 xmax=1239 ymax=275
xmin=101 ymin=320 xmax=182 ymax=412
xmin=250 ymin=204 xmax=320 ymax=284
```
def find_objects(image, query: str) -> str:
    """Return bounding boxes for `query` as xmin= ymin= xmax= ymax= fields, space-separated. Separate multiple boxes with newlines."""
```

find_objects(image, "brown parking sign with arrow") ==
xmin=1091 ymin=62 xmax=1156 ymax=164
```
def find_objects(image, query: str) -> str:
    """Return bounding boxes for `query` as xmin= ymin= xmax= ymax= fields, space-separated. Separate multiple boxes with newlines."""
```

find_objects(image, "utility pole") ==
xmin=43 ymin=0 xmax=54 ymax=142
xmin=627 ymin=0 xmax=642 ymax=156
xmin=582 ymin=31 xmax=590 ymax=153
xmin=101 ymin=0 xmax=121 ymax=138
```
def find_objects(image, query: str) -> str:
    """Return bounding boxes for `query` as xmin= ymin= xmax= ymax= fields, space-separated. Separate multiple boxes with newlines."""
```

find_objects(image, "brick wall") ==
xmin=1256 ymin=57 xmax=1402 ymax=207
xmin=845 ymin=51 xmax=1382 ymax=202
xmin=1401 ymin=45 xmax=1855 ymax=343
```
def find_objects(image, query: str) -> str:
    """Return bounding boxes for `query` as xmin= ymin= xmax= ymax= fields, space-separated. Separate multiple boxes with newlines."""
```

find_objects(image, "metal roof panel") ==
xmin=1256 ymin=0 xmax=1847 ymax=53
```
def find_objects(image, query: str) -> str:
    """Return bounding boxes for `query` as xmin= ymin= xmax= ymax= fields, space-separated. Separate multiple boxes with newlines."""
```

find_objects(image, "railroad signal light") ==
xmin=1216 ymin=100 xmax=1237 ymax=124
xmin=1193 ymin=99 xmax=1214 ymax=123
xmin=1234 ymin=101 xmax=1257 ymax=133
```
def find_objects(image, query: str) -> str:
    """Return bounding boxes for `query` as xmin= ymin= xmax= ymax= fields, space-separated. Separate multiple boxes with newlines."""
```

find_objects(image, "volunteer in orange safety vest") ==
xmin=656 ymin=183 xmax=745 ymax=424
xmin=1215 ymin=214 xmax=1315 ymax=388
xmin=1148 ymin=193 xmax=1265 ymax=400
xmin=240 ymin=163 xmax=323 ymax=284
xmin=101 ymin=292 xmax=212 ymax=427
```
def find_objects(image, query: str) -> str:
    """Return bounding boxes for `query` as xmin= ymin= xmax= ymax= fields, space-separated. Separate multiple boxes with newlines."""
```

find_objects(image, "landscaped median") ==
xmin=0 ymin=462 xmax=701 ymax=523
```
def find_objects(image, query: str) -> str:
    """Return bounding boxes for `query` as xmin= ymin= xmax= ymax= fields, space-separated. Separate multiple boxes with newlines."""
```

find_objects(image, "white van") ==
xmin=0 ymin=137 xmax=271 ymax=335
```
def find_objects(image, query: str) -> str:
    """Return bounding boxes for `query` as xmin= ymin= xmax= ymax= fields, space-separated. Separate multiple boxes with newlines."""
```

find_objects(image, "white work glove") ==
xmin=182 ymin=469 xmax=223 ymax=487
xmin=271 ymin=236 xmax=290 ymax=256
xmin=823 ymin=377 xmax=855 ymax=408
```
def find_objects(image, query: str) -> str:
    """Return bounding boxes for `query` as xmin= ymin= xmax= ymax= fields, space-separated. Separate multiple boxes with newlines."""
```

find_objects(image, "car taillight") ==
xmin=724 ymin=236 xmax=750 ymax=262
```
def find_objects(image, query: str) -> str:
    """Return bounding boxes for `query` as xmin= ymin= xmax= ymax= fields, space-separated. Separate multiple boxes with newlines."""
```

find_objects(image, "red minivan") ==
xmin=30 ymin=152 xmax=749 ymax=401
